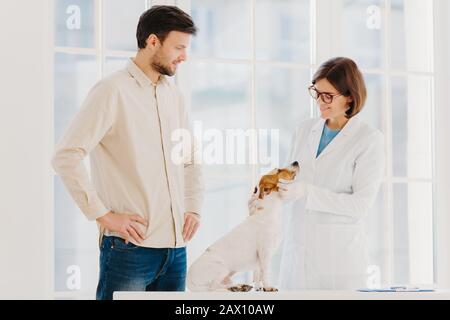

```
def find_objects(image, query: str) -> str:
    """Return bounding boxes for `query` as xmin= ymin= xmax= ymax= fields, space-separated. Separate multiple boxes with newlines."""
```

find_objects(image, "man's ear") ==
xmin=146 ymin=34 xmax=160 ymax=49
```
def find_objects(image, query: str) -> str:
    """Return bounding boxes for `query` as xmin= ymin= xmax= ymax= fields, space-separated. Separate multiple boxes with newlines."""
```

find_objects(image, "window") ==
xmin=53 ymin=0 xmax=435 ymax=298
xmin=333 ymin=0 xmax=435 ymax=286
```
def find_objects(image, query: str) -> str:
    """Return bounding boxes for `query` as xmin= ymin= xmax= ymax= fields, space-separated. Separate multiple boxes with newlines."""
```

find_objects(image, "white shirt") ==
xmin=52 ymin=58 xmax=204 ymax=248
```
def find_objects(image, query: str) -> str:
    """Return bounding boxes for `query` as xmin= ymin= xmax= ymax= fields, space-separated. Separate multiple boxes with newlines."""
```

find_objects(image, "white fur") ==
xmin=187 ymin=192 xmax=283 ymax=292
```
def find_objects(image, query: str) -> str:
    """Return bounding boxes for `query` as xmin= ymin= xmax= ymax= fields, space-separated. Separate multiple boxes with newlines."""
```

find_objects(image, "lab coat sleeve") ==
xmin=305 ymin=131 xmax=385 ymax=222
xmin=284 ymin=124 xmax=304 ymax=167
xmin=179 ymin=92 xmax=205 ymax=216
xmin=51 ymin=81 xmax=117 ymax=221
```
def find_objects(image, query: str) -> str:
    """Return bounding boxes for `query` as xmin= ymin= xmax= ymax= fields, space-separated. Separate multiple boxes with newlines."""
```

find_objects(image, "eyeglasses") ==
xmin=308 ymin=85 xmax=343 ymax=104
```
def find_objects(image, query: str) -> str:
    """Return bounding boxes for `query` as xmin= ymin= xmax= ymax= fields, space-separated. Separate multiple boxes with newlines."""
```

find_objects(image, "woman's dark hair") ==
xmin=136 ymin=5 xmax=197 ymax=49
xmin=312 ymin=57 xmax=367 ymax=118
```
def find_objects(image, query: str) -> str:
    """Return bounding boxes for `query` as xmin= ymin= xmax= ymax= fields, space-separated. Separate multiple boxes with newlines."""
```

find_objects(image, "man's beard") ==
xmin=151 ymin=53 xmax=175 ymax=77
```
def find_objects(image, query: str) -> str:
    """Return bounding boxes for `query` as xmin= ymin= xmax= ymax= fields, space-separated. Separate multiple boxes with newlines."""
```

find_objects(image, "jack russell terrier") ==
xmin=187 ymin=161 xmax=299 ymax=292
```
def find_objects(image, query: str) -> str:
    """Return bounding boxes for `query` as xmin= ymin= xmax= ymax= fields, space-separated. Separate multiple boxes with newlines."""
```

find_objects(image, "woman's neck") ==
xmin=326 ymin=117 xmax=349 ymax=130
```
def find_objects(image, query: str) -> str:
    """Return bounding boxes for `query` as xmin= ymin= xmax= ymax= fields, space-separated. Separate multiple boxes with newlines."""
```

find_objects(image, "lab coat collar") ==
xmin=308 ymin=114 xmax=362 ymax=160
xmin=126 ymin=58 xmax=169 ymax=88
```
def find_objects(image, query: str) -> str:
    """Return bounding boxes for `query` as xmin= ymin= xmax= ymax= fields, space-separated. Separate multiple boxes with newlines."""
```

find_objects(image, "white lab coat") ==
xmin=279 ymin=115 xmax=385 ymax=290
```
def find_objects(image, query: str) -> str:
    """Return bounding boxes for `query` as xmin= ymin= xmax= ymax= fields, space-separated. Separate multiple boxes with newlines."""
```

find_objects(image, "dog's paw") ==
xmin=228 ymin=284 xmax=253 ymax=292
xmin=263 ymin=287 xmax=278 ymax=292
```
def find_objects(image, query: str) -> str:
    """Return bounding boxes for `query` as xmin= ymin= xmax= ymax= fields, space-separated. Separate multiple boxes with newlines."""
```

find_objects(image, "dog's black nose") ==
xmin=292 ymin=161 xmax=299 ymax=167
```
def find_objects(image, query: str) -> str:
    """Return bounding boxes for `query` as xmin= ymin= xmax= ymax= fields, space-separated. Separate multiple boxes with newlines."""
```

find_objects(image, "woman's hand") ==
xmin=278 ymin=179 xmax=308 ymax=201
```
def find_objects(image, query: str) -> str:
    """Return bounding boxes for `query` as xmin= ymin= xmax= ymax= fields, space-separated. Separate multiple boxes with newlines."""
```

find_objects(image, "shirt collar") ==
xmin=126 ymin=58 xmax=168 ymax=88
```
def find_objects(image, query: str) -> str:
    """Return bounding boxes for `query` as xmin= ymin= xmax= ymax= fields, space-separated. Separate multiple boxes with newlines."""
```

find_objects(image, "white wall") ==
xmin=434 ymin=0 xmax=450 ymax=289
xmin=0 ymin=0 xmax=53 ymax=299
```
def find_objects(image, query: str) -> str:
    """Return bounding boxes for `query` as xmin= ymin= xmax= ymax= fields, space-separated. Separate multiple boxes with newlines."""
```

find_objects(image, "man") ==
xmin=52 ymin=5 xmax=204 ymax=300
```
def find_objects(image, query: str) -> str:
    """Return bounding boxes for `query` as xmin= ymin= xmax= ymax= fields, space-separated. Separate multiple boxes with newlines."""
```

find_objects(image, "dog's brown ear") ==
xmin=265 ymin=186 xmax=274 ymax=197
xmin=260 ymin=185 xmax=275 ymax=199
xmin=258 ymin=184 xmax=267 ymax=199
xmin=259 ymin=186 xmax=269 ymax=200
xmin=255 ymin=186 xmax=264 ymax=200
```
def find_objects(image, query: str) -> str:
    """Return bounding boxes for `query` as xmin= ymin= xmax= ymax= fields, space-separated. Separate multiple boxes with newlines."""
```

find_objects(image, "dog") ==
xmin=187 ymin=161 xmax=299 ymax=292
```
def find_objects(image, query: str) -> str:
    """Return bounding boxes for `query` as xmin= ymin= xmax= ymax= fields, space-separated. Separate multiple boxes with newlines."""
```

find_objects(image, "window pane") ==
xmin=54 ymin=53 xmax=99 ymax=295
xmin=256 ymin=65 xmax=311 ymax=169
xmin=341 ymin=0 xmax=384 ymax=69
xmin=54 ymin=53 xmax=97 ymax=140
xmin=55 ymin=0 xmax=95 ymax=48
xmin=190 ymin=62 xmax=251 ymax=129
xmin=392 ymin=76 xmax=433 ymax=178
xmin=191 ymin=0 xmax=252 ymax=59
xmin=104 ymin=57 xmax=130 ymax=76
xmin=189 ymin=61 xmax=252 ymax=176
xmin=393 ymin=183 xmax=433 ymax=285
xmin=255 ymin=0 xmax=311 ymax=64
xmin=359 ymin=73 xmax=383 ymax=132
xmin=390 ymin=0 xmax=433 ymax=72
xmin=104 ymin=0 xmax=146 ymax=51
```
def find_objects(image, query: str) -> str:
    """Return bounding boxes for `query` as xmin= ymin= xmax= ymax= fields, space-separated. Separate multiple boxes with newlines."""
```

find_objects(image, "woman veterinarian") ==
xmin=262 ymin=57 xmax=384 ymax=290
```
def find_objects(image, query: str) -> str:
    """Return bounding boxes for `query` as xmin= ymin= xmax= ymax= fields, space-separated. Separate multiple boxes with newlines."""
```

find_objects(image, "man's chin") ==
xmin=152 ymin=62 xmax=175 ymax=77
xmin=168 ymin=66 xmax=177 ymax=76
xmin=162 ymin=67 xmax=176 ymax=77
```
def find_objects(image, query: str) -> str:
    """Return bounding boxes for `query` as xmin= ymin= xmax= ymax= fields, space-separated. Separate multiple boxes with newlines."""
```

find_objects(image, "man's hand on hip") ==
xmin=183 ymin=212 xmax=200 ymax=242
xmin=96 ymin=211 xmax=148 ymax=244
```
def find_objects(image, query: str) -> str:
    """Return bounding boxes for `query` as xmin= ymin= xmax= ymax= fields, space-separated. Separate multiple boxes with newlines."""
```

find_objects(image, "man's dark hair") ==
xmin=136 ymin=5 xmax=197 ymax=49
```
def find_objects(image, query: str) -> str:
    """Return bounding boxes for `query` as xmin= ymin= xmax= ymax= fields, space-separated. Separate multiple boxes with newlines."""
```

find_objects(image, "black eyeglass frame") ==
xmin=308 ymin=85 xmax=343 ymax=104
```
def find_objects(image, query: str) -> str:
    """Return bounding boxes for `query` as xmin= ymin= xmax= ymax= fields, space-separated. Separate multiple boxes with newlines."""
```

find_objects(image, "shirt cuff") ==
xmin=185 ymin=198 xmax=202 ymax=217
